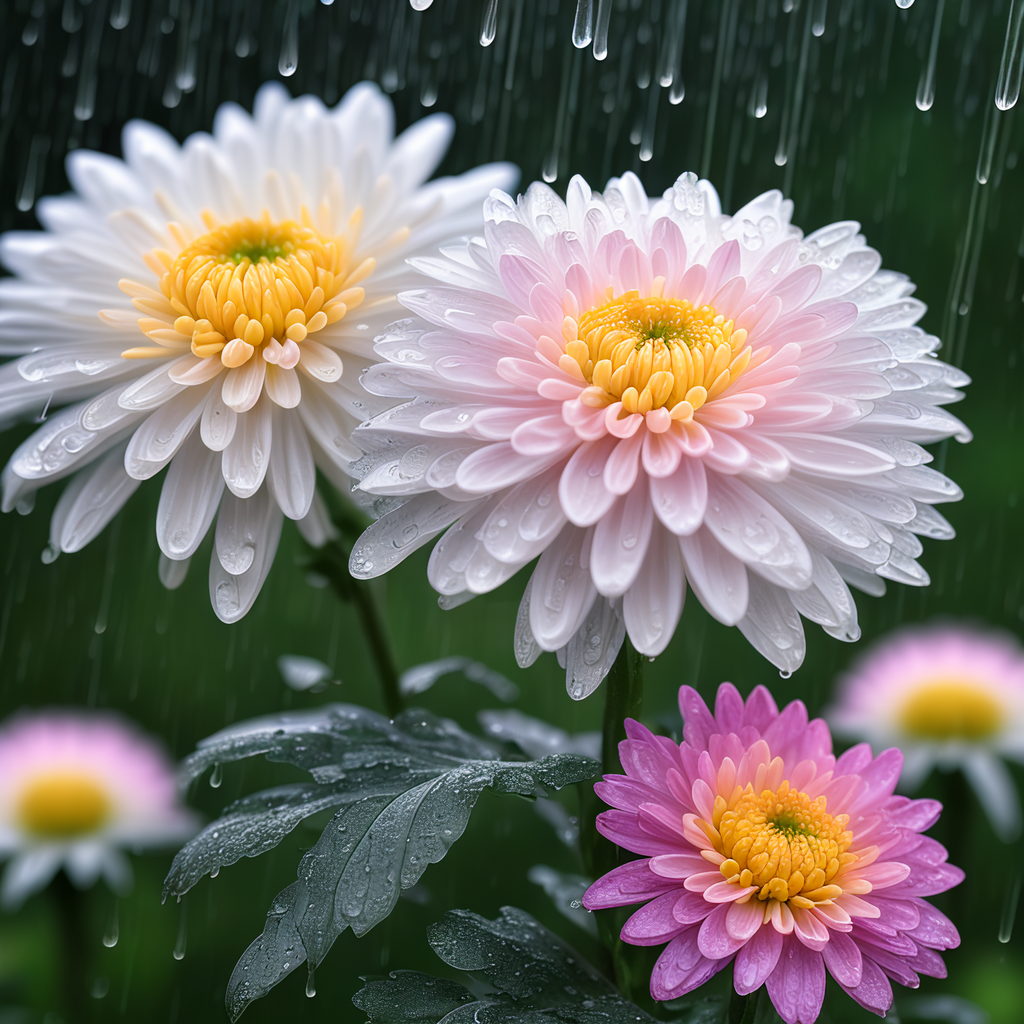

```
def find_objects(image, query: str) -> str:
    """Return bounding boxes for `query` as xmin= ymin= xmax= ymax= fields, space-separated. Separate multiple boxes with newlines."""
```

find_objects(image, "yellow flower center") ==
xmin=17 ymin=771 xmax=111 ymax=838
xmin=898 ymin=680 xmax=1003 ymax=740
xmin=558 ymin=283 xmax=751 ymax=419
xmin=120 ymin=210 xmax=374 ymax=367
xmin=699 ymin=780 xmax=855 ymax=908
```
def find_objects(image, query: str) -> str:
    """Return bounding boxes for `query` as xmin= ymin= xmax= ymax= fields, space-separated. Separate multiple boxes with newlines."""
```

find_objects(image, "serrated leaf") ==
xmin=167 ymin=705 xmax=599 ymax=1020
xmin=352 ymin=907 xmax=667 ymax=1024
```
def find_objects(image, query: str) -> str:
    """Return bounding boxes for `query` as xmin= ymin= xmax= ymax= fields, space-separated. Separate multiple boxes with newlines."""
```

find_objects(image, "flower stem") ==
xmin=52 ymin=870 xmax=90 ymax=1022
xmin=729 ymin=987 xmax=763 ymax=1024
xmin=305 ymin=535 xmax=403 ymax=720
xmin=579 ymin=638 xmax=645 ymax=1000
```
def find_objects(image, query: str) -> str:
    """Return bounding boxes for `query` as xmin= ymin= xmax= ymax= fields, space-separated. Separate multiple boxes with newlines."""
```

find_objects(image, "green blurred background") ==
xmin=0 ymin=0 xmax=1022 ymax=1020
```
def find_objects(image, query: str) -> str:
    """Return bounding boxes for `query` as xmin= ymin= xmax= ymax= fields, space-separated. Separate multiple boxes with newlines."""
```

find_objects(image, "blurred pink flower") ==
xmin=583 ymin=683 xmax=962 ymax=1023
xmin=829 ymin=624 xmax=1024 ymax=842
xmin=0 ymin=710 xmax=197 ymax=908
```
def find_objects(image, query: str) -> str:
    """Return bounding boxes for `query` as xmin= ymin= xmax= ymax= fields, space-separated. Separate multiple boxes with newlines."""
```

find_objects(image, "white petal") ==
xmin=514 ymin=577 xmax=543 ymax=668
xmin=679 ymin=527 xmax=749 ymax=625
xmin=156 ymin=430 xmax=225 ymax=560
xmin=563 ymin=597 xmax=626 ymax=701
xmin=962 ymin=752 xmax=1022 ymax=843
xmin=703 ymin=474 xmax=812 ymax=590
xmin=649 ymin=456 xmax=707 ymax=536
xmin=528 ymin=525 xmax=597 ymax=651
xmin=480 ymin=465 xmax=567 ymax=564
xmin=123 ymin=382 xmax=212 ymax=480
xmin=349 ymin=494 xmax=481 ymax=579
xmin=222 ymin=355 xmax=267 ymax=414
xmin=623 ymin=524 xmax=686 ymax=657
xmin=736 ymin=574 xmax=806 ymax=674
xmin=788 ymin=550 xmax=860 ymax=642
xmin=215 ymin=485 xmax=277 ymax=576
xmin=118 ymin=361 xmax=188 ymax=411
xmin=297 ymin=340 xmax=344 ymax=383
xmin=200 ymin=382 xmax=238 ymax=451
xmin=54 ymin=442 xmax=140 ymax=553
xmin=266 ymin=409 xmax=315 ymax=520
xmin=590 ymin=483 xmax=655 ymax=597
xmin=1 ymin=848 xmax=63 ymax=909
xmin=264 ymin=363 xmax=302 ymax=408
xmin=209 ymin=488 xmax=284 ymax=624
xmin=222 ymin=397 xmax=273 ymax=499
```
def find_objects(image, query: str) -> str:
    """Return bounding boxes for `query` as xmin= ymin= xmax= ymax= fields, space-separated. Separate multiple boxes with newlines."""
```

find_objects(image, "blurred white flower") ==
xmin=349 ymin=171 xmax=970 ymax=696
xmin=0 ymin=711 xmax=196 ymax=909
xmin=0 ymin=81 xmax=515 ymax=622
xmin=830 ymin=624 xmax=1024 ymax=842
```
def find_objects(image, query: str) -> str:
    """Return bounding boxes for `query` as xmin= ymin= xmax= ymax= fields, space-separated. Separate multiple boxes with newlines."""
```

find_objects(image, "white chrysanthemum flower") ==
xmin=0 ymin=82 xmax=515 ymax=622
xmin=349 ymin=172 xmax=970 ymax=696
xmin=0 ymin=711 xmax=196 ymax=909
xmin=829 ymin=624 xmax=1024 ymax=843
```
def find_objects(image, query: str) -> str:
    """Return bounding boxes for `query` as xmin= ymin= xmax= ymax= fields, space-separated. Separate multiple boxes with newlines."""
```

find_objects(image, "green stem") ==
xmin=52 ymin=870 xmax=90 ymax=1022
xmin=580 ymin=638 xmax=645 ymax=1000
xmin=729 ymin=986 xmax=763 ymax=1024
xmin=307 ymin=537 xmax=404 ymax=719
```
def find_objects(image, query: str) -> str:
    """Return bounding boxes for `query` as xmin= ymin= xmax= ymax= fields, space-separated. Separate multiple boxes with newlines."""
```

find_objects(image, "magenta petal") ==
xmin=885 ymin=795 xmax=942 ymax=832
xmin=906 ymin=898 xmax=960 ymax=949
xmin=821 ymin=930 xmax=863 ymax=988
xmin=678 ymin=686 xmax=717 ymax=749
xmin=765 ymin=936 xmax=826 ymax=1024
xmin=713 ymin=683 xmax=746 ymax=735
xmin=674 ymin=890 xmax=714 ymax=925
xmin=621 ymin=891 xmax=689 ymax=946
xmin=733 ymin=924 xmax=782 ymax=995
xmin=596 ymin=810 xmax=682 ymax=857
xmin=742 ymin=685 xmax=779 ymax=733
xmin=842 ymin=956 xmax=893 ymax=1016
xmin=650 ymin=927 xmax=729 ymax=1001
xmin=583 ymin=858 xmax=677 ymax=910
xmin=698 ymin=904 xmax=749 ymax=959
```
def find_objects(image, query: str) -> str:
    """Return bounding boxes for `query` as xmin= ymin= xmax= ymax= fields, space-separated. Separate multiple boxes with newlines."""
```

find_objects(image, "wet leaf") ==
xmin=166 ymin=706 xmax=598 ymax=1020
xmin=352 ymin=906 xmax=670 ymax=1024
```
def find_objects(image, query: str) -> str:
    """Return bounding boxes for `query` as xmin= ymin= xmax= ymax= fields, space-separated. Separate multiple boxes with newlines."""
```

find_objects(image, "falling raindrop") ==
xmin=480 ymin=0 xmax=499 ymax=47
xmin=102 ymin=900 xmax=119 ymax=948
xmin=209 ymin=763 xmax=223 ymax=788
xmin=109 ymin=0 xmax=131 ymax=30
xmin=305 ymin=967 xmax=316 ymax=997
xmin=996 ymin=0 xmax=1024 ymax=110
xmin=999 ymin=875 xmax=1021 ymax=942
xmin=593 ymin=0 xmax=612 ymax=59
xmin=572 ymin=0 xmax=593 ymax=48
xmin=896 ymin=0 xmax=914 ymax=7
xmin=279 ymin=0 xmax=300 ymax=77
xmin=915 ymin=0 xmax=945 ymax=111
xmin=173 ymin=900 xmax=187 ymax=960
xmin=812 ymin=0 xmax=827 ymax=36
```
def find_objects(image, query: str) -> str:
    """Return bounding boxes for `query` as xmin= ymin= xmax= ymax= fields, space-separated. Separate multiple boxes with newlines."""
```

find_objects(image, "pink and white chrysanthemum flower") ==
xmin=830 ymin=624 xmax=1024 ymax=843
xmin=0 ymin=81 xmax=515 ymax=622
xmin=582 ymin=683 xmax=963 ymax=1023
xmin=0 ymin=711 xmax=196 ymax=909
xmin=349 ymin=171 xmax=970 ymax=696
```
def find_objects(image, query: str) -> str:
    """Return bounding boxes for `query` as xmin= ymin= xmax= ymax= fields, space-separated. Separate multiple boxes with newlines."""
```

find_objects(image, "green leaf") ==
xmin=166 ymin=705 xmax=599 ymax=1020
xmin=352 ymin=907 xmax=667 ymax=1024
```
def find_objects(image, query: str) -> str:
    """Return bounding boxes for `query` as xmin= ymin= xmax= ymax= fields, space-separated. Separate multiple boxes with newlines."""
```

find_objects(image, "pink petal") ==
xmin=622 ymin=891 xmax=690 ymax=946
xmin=583 ymin=859 xmax=677 ymax=910
xmin=733 ymin=923 xmax=783 ymax=995
xmin=821 ymin=929 xmax=863 ymax=987
xmin=704 ymin=881 xmax=758 ymax=903
xmin=558 ymin=436 xmax=618 ymax=526
xmin=765 ymin=936 xmax=826 ymax=1024
xmin=649 ymin=456 xmax=707 ymax=536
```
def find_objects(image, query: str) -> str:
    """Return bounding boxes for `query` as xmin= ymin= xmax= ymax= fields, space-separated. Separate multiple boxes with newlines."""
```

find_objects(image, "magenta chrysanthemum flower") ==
xmin=830 ymin=624 xmax=1024 ymax=842
xmin=349 ymin=171 xmax=969 ymax=696
xmin=0 ymin=711 xmax=196 ymax=909
xmin=582 ymin=683 xmax=962 ymax=1023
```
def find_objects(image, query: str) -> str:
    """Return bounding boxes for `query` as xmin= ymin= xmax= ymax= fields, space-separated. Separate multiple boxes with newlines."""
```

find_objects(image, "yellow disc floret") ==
xmin=120 ymin=209 xmax=373 ymax=367
xmin=558 ymin=281 xmax=751 ymax=420
xmin=899 ymin=680 xmax=1003 ymax=740
xmin=698 ymin=780 xmax=855 ymax=908
xmin=17 ymin=771 xmax=111 ymax=838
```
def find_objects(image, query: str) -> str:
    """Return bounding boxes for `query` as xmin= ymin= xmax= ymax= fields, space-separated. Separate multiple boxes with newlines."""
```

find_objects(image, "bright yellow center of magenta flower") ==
xmin=121 ymin=210 xmax=375 ymax=367
xmin=699 ymin=780 xmax=854 ymax=907
xmin=17 ymin=771 xmax=111 ymax=838
xmin=558 ymin=285 xmax=751 ymax=419
xmin=899 ymin=680 xmax=1003 ymax=740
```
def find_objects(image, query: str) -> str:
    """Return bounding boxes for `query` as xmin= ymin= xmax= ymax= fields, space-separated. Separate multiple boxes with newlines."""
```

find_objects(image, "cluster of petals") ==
xmin=350 ymin=171 xmax=969 ymax=696
xmin=830 ymin=623 xmax=1024 ymax=842
xmin=0 ymin=710 xmax=195 ymax=909
xmin=582 ymin=683 xmax=962 ymax=1023
xmin=0 ymin=81 xmax=514 ymax=621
